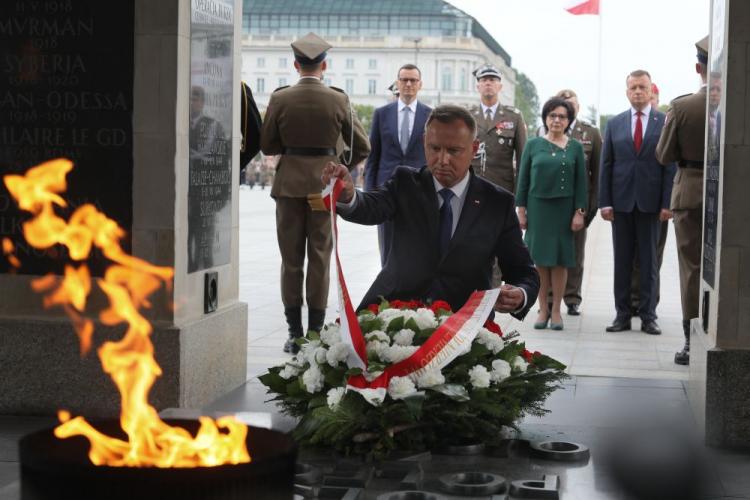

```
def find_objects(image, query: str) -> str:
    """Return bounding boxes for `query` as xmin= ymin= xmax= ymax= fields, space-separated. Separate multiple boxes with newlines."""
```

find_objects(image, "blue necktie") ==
xmin=438 ymin=188 xmax=454 ymax=259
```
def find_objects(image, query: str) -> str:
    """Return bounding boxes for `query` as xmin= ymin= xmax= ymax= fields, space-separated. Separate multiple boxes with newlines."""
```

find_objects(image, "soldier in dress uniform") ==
xmin=388 ymin=80 xmax=400 ymax=102
xmin=469 ymin=63 xmax=528 ymax=195
xmin=544 ymin=89 xmax=602 ymax=316
xmin=655 ymin=36 xmax=710 ymax=366
xmin=260 ymin=32 xmax=370 ymax=354
xmin=631 ymin=82 xmax=671 ymax=314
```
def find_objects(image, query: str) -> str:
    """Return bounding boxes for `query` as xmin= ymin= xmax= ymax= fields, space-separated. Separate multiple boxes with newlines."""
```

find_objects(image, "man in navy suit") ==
xmin=365 ymin=64 xmax=432 ymax=266
xmin=599 ymin=70 xmax=676 ymax=335
xmin=325 ymin=104 xmax=539 ymax=319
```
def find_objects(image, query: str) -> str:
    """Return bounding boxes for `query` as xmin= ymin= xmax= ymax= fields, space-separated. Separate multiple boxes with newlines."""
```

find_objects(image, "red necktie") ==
xmin=634 ymin=111 xmax=643 ymax=153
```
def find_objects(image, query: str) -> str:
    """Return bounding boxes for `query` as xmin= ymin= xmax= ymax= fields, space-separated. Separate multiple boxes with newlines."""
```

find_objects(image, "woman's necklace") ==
xmin=547 ymin=139 xmax=563 ymax=157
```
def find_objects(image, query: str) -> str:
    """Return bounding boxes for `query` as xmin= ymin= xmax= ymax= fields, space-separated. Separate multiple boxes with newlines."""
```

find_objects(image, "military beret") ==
xmin=556 ymin=89 xmax=577 ymax=99
xmin=696 ymin=35 xmax=709 ymax=64
xmin=651 ymin=82 xmax=659 ymax=95
xmin=472 ymin=63 xmax=502 ymax=80
xmin=291 ymin=32 xmax=332 ymax=65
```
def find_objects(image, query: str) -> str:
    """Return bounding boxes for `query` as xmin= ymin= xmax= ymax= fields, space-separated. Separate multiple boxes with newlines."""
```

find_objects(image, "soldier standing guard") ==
xmin=260 ymin=32 xmax=370 ymax=354
xmin=546 ymin=89 xmax=602 ymax=316
xmin=469 ymin=63 xmax=528 ymax=195
xmin=655 ymin=36 xmax=710 ymax=366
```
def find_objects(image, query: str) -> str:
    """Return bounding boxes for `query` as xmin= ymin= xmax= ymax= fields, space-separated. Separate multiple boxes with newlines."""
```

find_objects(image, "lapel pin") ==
xmin=474 ymin=200 xmax=481 ymax=204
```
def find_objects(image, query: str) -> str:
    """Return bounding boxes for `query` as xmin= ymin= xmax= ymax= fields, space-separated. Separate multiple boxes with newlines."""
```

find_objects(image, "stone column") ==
xmin=0 ymin=0 xmax=247 ymax=417
xmin=689 ymin=0 xmax=750 ymax=447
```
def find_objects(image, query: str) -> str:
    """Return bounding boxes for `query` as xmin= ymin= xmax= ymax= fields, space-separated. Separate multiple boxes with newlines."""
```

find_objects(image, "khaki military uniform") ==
xmin=260 ymin=79 xmax=370 ymax=309
xmin=469 ymin=104 xmax=527 ymax=194
xmin=564 ymin=120 xmax=602 ymax=306
xmin=655 ymin=86 xmax=707 ymax=320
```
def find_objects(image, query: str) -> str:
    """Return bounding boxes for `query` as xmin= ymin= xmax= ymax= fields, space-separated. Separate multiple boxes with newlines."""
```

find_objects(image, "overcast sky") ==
xmin=448 ymin=0 xmax=710 ymax=122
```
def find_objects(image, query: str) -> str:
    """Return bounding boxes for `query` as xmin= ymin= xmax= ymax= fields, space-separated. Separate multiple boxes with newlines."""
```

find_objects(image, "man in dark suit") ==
xmin=364 ymin=64 xmax=432 ymax=266
xmin=324 ymin=105 xmax=540 ymax=318
xmin=599 ymin=70 xmax=676 ymax=335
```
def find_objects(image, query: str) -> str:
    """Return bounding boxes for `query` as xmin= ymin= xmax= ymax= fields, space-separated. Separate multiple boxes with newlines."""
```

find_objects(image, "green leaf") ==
xmin=402 ymin=391 xmax=425 ymax=419
xmin=325 ymin=368 xmax=347 ymax=388
xmin=360 ymin=317 xmax=383 ymax=334
xmin=293 ymin=411 xmax=323 ymax=440
xmin=403 ymin=318 xmax=421 ymax=334
xmin=346 ymin=367 xmax=364 ymax=376
xmin=287 ymin=379 xmax=305 ymax=397
xmin=378 ymin=297 xmax=390 ymax=313
xmin=386 ymin=316 xmax=404 ymax=333
xmin=309 ymin=395 xmax=327 ymax=409
xmin=307 ymin=330 xmax=320 ymax=341
xmin=258 ymin=372 xmax=287 ymax=394
xmin=294 ymin=337 xmax=309 ymax=346
xmin=429 ymin=383 xmax=470 ymax=402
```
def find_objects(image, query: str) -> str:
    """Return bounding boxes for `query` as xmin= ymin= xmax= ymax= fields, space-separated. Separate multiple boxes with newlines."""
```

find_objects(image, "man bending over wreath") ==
xmin=322 ymin=104 xmax=540 ymax=319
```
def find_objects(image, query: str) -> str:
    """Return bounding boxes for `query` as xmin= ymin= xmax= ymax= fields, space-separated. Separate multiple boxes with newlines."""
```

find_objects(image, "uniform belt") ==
xmin=680 ymin=160 xmax=704 ymax=169
xmin=282 ymin=147 xmax=336 ymax=156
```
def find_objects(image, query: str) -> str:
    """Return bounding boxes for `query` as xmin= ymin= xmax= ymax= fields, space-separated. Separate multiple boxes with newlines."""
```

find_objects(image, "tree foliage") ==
xmin=514 ymin=71 xmax=540 ymax=130
xmin=354 ymin=104 xmax=375 ymax=135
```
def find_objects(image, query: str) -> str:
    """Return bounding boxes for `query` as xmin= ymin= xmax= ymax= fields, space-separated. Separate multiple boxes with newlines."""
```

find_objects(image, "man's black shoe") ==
xmin=641 ymin=320 xmax=661 ymax=335
xmin=283 ymin=337 xmax=300 ymax=354
xmin=606 ymin=318 xmax=631 ymax=332
xmin=674 ymin=349 xmax=689 ymax=365
xmin=567 ymin=304 xmax=581 ymax=316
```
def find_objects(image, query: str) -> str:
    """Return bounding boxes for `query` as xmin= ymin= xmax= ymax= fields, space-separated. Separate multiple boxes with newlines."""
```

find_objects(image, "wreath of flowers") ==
xmin=260 ymin=299 xmax=567 ymax=458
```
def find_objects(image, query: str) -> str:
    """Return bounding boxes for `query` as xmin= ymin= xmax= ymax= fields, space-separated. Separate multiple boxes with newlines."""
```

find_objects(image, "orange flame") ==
xmin=4 ymin=159 xmax=250 ymax=467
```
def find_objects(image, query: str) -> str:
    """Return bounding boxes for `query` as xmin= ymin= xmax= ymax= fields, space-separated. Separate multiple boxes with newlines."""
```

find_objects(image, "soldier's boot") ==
xmin=308 ymin=308 xmax=326 ymax=334
xmin=674 ymin=320 xmax=690 ymax=366
xmin=283 ymin=307 xmax=303 ymax=355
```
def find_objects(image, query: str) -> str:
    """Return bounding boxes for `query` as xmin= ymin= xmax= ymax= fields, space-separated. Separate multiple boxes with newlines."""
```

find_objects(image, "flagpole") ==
xmin=596 ymin=0 xmax=603 ymax=129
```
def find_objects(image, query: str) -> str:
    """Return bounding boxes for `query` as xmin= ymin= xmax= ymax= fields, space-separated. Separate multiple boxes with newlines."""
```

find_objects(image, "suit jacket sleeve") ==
xmin=495 ymin=194 xmax=540 ymax=321
xmin=364 ymin=107 xmax=382 ymax=191
xmin=342 ymin=99 xmax=371 ymax=169
xmin=260 ymin=93 xmax=282 ymax=156
xmin=240 ymin=81 xmax=262 ymax=164
xmin=589 ymin=129 xmax=602 ymax=211
xmin=515 ymin=140 xmax=532 ymax=207
xmin=338 ymin=178 xmax=398 ymax=226
xmin=598 ymin=120 xmax=614 ymax=208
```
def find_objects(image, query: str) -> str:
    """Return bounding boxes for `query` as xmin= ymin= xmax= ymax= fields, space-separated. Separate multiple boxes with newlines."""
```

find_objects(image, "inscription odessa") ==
xmin=0 ymin=0 xmax=134 ymax=276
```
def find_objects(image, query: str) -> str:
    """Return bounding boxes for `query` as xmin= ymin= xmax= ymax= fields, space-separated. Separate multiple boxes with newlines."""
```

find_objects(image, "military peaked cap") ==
xmin=472 ymin=63 xmax=502 ymax=80
xmin=696 ymin=35 xmax=709 ymax=64
xmin=291 ymin=32 xmax=332 ymax=65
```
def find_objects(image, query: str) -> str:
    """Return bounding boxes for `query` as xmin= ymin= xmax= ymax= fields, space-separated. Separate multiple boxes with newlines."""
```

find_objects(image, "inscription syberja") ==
xmin=187 ymin=0 xmax=233 ymax=273
xmin=0 ymin=0 xmax=134 ymax=276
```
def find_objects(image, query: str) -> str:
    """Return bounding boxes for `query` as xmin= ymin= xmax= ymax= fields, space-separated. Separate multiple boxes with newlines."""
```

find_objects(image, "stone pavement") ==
xmin=238 ymin=186 xmax=688 ymax=382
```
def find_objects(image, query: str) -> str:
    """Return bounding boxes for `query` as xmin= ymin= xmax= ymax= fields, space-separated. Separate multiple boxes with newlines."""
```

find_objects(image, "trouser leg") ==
xmin=305 ymin=198 xmax=333 ymax=310
xmin=563 ymin=226 xmax=586 ymax=306
xmin=276 ymin=197 xmax=306 ymax=308
xmin=634 ymin=209 xmax=660 ymax=321
xmin=674 ymin=207 xmax=703 ymax=321
xmin=612 ymin=211 xmax=636 ymax=320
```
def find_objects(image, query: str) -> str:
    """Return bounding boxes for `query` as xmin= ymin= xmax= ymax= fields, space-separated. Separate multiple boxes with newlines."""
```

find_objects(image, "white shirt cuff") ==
xmin=512 ymin=287 xmax=528 ymax=314
xmin=336 ymin=189 xmax=359 ymax=214
xmin=601 ymin=206 xmax=613 ymax=211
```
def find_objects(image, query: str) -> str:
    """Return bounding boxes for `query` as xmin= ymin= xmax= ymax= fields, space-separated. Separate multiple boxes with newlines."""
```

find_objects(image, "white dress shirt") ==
xmin=480 ymin=102 xmax=500 ymax=123
xmin=398 ymin=98 xmax=419 ymax=141
xmin=630 ymin=104 xmax=652 ymax=139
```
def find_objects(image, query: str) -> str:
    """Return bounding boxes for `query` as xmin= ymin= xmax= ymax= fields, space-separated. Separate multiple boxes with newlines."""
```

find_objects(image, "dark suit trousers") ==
xmin=612 ymin=208 xmax=660 ymax=321
xmin=377 ymin=221 xmax=394 ymax=267
xmin=631 ymin=219 xmax=669 ymax=309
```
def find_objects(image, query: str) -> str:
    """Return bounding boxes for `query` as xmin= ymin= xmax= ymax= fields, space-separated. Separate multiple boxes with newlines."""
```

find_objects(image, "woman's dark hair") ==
xmin=541 ymin=97 xmax=575 ymax=134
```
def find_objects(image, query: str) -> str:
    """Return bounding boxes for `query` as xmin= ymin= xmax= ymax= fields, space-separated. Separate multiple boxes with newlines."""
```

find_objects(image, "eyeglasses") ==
xmin=398 ymin=78 xmax=420 ymax=84
xmin=547 ymin=114 xmax=569 ymax=122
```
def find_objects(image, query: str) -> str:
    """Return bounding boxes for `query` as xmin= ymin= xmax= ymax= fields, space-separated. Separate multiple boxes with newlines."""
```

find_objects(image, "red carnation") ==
xmin=408 ymin=299 xmax=426 ymax=309
xmin=522 ymin=349 xmax=534 ymax=359
xmin=484 ymin=319 xmax=503 ymax=337
xmin=335 ymin=318 xmax=341 ymax=324
xmin=367 ymin=304 xmax=380 ymax=315
xmin=429 ymin=301 xmax=452 ymax=314
xmin=534 ymin=351 xmax=542 ymax=356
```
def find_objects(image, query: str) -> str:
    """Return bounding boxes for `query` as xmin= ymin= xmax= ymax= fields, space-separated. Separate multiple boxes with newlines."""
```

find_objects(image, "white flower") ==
xmin=366 ymin=340 xmax=388 ymax=358
xmin=437 ymin=314 xmax=450 ymax=325
xmin=475 ymin=328 xmax=505 ymax=355
xmin=415 ymin=308 xmax=438 ymax=329
xmin=415 ymin=369 xmax=445 ymax=388
xmin=302 ymin=365 xmax=324 ymax=393
xmin=387 ymin=376 xmax=417 ymax=399
xmin=327 ymin=387 xmax=346 ymax=410
xmin=360 ymin=388 xmax=385 ymax=406
xmin=490 ymin=359 xmax=512 ymax=382
xmin=468 ymin=365 xmax=491 ymax=388
xmin=393 ymin=329 xmax=416 ymax=346
xmin=299 ymin=339 xmax=320 ymax=361
xmin=378 ymin=309 xmax=419 ymax=330
xmin=513 ymin=356 xmax=529 ymax=373
xmin=365 ymin=330 xmax=390 ymax=344
xmin=320 ymin=324 xmax=342 ymax=346
xmin=279 ymin=363 xmax=301 ymax=379
xmin=326 ymin=342 xmax=349 ymax=366
xmin=305 ymin=346 xmax=328 ymax=366
xmin=380 ymin=345 xmax=419 ymax=364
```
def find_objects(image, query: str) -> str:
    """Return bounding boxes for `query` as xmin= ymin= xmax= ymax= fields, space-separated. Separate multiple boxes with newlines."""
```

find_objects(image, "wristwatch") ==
xmin=576 ymin=208 xmax=586 ymax=215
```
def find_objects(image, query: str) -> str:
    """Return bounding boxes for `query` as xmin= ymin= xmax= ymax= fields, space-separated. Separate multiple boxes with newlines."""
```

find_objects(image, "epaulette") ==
xmin=578 ymin=119 xmax=595 ymax=128
xmin=329 ymin=86 xmax=346 ymax=94
xmin=273 ymin=85 xmax=290 ymax=93
xmin=504 ymin=105 xmax=521 ymax=114
xmin=671 ymin=93 xmax=692 ymax=102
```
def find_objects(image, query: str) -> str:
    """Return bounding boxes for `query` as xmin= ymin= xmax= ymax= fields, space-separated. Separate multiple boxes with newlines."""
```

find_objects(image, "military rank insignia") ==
xmin=497 ymin=121 xmax=515 ymax=130
xmin=579 ymin=140 xmax=592 ymax=146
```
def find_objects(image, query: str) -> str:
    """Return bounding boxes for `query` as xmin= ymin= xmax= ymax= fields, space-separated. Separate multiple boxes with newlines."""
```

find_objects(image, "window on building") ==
xmin=257 ymin=78 xmax=265 ymax=93
xmin=346 ymin=79 xmax=354 ymax=94
xmin=327 ymin=58 xmax=333 ymax=68
xmin=442 ymin=67 xmax=453 ymax=91
xmin=324 ymin=78 xmax=332 ymax=87
xmin=279 ymin=57 xmax=287 ymax=68
xmin=257 ymin=57 xmax=265 ymax=68
xmin=278 ymin=77 xmax=287 ymax=88
xmin=346 ymin=59 xmax=355 ymax=69
xmin=459 ymin=68 xmax=467 ymax=91
xmin=368 ymin=79 xmax=377 ymax=94
xmin=369 ymin=59 xmax=377 ymax=69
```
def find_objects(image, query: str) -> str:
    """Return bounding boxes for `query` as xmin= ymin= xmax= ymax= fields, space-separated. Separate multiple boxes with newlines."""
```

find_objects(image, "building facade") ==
xmin=241 ymin=0 xmax=517 ymax=110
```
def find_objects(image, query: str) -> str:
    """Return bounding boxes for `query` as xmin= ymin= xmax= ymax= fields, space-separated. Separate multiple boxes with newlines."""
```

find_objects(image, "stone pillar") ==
xmin=689 ymin=0 xmax=750 ymax=447
xmin=0 ymin=0 xmax=247 ymax=417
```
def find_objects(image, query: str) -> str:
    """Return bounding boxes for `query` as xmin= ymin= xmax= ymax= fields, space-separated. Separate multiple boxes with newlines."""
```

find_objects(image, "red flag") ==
xmin=564 ymin=0 xmax=600 ymax=15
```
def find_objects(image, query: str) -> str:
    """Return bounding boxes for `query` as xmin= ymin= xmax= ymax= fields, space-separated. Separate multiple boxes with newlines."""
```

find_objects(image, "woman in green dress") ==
xmin=516 ymin=97 xmax=587 ymax=330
